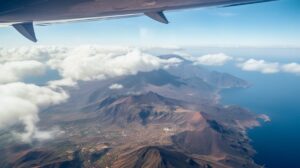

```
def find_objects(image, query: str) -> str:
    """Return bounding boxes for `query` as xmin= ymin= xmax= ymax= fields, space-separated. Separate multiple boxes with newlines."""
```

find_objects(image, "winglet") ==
xmin=145 ymin=11 xmax=169 ymax=24
xmin=13 ymin=22 xmax=37 ymax=42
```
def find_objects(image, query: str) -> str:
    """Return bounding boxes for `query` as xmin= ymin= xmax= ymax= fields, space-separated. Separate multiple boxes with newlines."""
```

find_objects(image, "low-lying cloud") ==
xmin=237 ymin=59 xmax=300 ymax=75
xmin=0 ymin=60 xmax=46 ymax=84
xmin=47 ymin=46 xmax=181 ymax=86
xmin=237 ymin=59 xmax=280 ymax=74
xmin=282 ymin=63 xmax=300 ymax=75
xmin=109 ymin=83 xmax=124 ymax=90
xmin=0 ymin=46 xmax=67 ymax=63
xmin=0 ymin=83 xmax=68 ymax=142
xmin=193 ymin=53 xmax=232 ymax=66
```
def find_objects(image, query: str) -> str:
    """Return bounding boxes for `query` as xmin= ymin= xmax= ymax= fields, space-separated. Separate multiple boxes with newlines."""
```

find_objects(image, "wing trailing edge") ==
xmin=12 ymin=22 xmax=37 ymax=42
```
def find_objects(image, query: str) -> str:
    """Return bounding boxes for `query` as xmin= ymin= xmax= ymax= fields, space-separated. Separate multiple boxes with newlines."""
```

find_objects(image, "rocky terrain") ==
xmin=0 ymin=55 xmax=265 ymax=168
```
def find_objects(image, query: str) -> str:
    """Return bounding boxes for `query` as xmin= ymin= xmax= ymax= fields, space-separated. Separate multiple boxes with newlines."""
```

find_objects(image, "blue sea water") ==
xmin=213 ymin=61 xmax=300 ymax=168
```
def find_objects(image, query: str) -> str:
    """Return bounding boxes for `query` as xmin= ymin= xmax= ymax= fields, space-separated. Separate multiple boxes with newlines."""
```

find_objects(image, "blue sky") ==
xmin=0 ymin=0 xmax=299 ymax=48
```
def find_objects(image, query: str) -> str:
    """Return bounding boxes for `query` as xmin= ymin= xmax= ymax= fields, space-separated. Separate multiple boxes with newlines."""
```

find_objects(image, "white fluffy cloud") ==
xmin=48 ymin=78 xmax=78 ymax=89
xmin=0 ymin=83 xmax=68 ymax=106
xmin=0 ymin=60 xmax=46 ymax=84
xmin=193 ymin=53 xmax=232 ymax=66
xmin=47 ymin=46 xmax=181 ymax=85
xmin=0 ymin=46 xmax=71 ymax=63
xmin=238 ymin=59 xmax=280 ymax=74
xmin=109 ymin=83 xmax=124 ymax=90
xmin=282 ymin=63 xmax=300 ymax=74
xmin=0 ymin=45 xmax=182 ymax=87
xmin=0 ymin=83 xmax=68 ymax=142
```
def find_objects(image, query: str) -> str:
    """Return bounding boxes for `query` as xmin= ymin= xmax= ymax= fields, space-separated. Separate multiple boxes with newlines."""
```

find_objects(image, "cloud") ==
xmin=1 ymin=45 xmax=182 ymax=86
xmin=238 ymin=59 xmax=280 ymax=74
xmin=0 ymin=46 xmax=67 ymax=63
xmin=48 ymin=46 xmax=181 ymax=83
xmin=282 ymin=63 xmax=300 ymax=75
xmin=193 ymin=53 xmax=232 ymax=66
xmin=48 ymin=78 xmax=78 ymax=88
xmin=0 ymin=83 xmax=68 ymax=142
xmin=0 ymin=60 xmax=46 ymax=84
xmin=1 ymin=46 xmax=182 ymax=85
xmin=109 ymin=83 xmax=124 ymax=90
xmin=0 ymin=82 xmax=69 ymax=106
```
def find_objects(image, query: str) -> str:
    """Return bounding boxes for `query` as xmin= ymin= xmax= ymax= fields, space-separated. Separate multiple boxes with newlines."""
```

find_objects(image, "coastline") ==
xmin=218 ymin=86 xmax=273 ymax=167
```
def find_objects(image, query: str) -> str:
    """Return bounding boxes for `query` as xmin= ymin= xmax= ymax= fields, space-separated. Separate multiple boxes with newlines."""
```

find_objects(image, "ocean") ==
xmin=218 ymin=62 xmax=300 ymax=168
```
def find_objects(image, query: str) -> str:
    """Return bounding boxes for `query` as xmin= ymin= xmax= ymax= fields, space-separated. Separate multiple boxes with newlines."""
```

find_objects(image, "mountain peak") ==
xmin=112 ymin=146 xmax=208 ymax=168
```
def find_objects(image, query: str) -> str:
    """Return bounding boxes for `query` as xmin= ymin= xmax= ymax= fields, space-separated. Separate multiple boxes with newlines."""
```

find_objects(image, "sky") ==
xmin=0 ymin=0 xmax=299 ymax=48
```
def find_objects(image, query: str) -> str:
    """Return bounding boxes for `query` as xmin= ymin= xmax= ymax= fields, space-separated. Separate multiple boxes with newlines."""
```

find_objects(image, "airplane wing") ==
xmin=0 ymin=0 xmax=277 ymax=42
